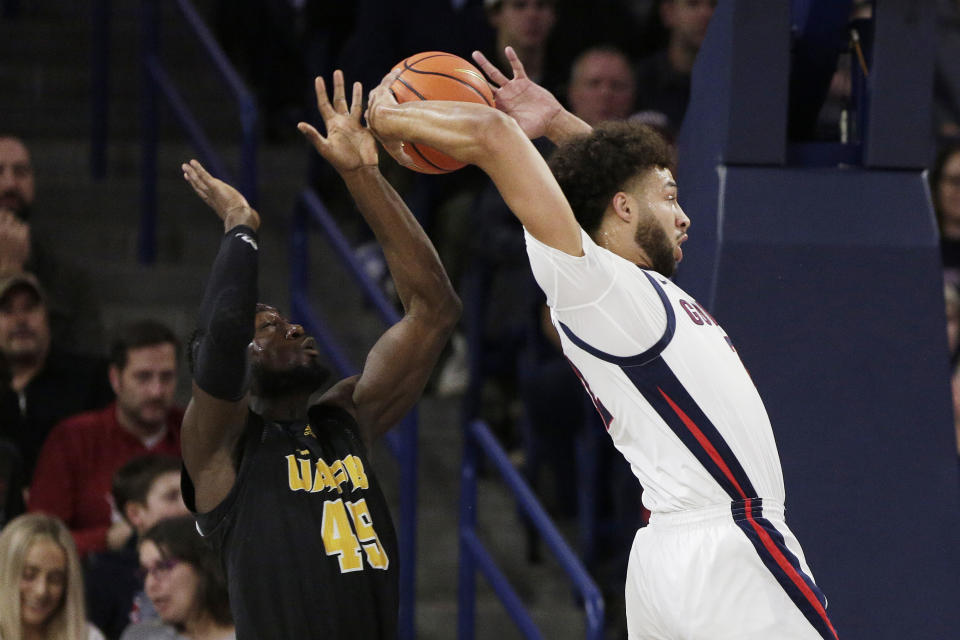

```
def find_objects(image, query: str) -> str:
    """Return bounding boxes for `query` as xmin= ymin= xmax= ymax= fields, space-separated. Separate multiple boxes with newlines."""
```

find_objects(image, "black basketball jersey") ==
xmin=182 ymin=403 xmax=398 ymax=640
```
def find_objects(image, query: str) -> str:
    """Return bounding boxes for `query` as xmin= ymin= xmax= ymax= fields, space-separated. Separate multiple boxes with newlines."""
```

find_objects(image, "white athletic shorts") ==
xmin=625 ymin=499 xmax=838 ymax=639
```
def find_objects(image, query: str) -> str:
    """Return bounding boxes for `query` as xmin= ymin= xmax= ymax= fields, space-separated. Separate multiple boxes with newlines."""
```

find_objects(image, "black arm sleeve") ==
xmin=192 ymin=225 xmax=259 ymax=400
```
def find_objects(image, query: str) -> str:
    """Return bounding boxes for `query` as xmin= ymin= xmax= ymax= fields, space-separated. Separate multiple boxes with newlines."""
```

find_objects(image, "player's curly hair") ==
xmin=549 ymin=121 xmax=674 ymax=237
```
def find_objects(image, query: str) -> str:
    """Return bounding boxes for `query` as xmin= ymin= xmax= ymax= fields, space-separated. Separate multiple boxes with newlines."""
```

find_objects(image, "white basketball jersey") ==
xmin=525 ymin=229 xmax=785 ymax=514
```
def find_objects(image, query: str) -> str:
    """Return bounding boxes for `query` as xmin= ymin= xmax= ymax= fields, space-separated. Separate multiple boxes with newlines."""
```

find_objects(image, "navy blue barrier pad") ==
xmin=683 ymin=166 xmax=960 ymax=638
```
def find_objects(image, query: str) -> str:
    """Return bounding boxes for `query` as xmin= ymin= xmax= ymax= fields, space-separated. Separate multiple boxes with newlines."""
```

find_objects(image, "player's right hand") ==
xmin=181 ymin=160 xmax=260 ymax=232
xmin=471 ymin=46 xmax=564 ymax=141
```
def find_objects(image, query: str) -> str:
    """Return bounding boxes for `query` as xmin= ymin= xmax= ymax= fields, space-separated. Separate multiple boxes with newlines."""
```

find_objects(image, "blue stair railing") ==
xmin=290 ymin=187 xmax=417 ymax=640
xmin=458 ymin=418 xmax=605 ymax=640
xmin=134 ymin=0 xmax=258 ymax=263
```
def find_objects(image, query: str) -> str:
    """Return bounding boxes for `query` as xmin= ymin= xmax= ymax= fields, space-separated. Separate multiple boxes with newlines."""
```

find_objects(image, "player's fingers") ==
xmin=315 ymin=76 xmax=334 ymax=118
xmin=332 ymin=70 xmax=348 ymax=113
xmin=297 ymin=122 xmax=325 ymax=148
xmin=472 ymin=50 xmax=508 ymax=87
xmin=504 ymin=46 xmax=527 ymax=79
xmin=349 ymin=81 xmax=363 ymax=120
xmin=188 ymin=159 xmax=215 ymax=184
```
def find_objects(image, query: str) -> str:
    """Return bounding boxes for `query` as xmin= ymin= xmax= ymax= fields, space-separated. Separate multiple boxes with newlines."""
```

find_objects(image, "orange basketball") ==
xmin=389 ymin=51 xmax=495 ymax=174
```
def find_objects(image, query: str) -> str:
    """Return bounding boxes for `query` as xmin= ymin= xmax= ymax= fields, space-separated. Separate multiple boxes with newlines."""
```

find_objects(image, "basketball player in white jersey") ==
xmin=365 ymin=47 xmax=838 ymax=640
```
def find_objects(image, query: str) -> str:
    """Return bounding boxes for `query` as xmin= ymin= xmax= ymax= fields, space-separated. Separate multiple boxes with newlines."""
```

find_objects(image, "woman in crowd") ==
xmin=0 ymin=513 xmax=105 ymax=640
xmin=120 ymin=516 xmax=233 ymax=640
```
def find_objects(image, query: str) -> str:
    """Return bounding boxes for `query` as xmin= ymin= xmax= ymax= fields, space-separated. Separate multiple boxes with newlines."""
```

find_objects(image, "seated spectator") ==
xmin=120 ymin=516 xmax=234 ymax=640
xmin=933 ymin=142 xmax=960 ymax=284
xmin=28 ymin=321 xmax=183 ymax=558
xmin=0 ymin=272 xmax=113 ymax=480
xmin=0 ymin=512 xmax=106 ymax=639
xmin=566 ymin=45 xmax=637 ymax=127
xmin=634 ymin=0 xmax=716 ymax=135
xmin=86 ymin=455 xmax=189 ymax=640
xmin=0 ymin=135 xmax=105 ymax=355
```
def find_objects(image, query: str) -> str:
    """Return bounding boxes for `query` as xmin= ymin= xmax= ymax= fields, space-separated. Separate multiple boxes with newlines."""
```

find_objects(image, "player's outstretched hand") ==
xmin=298 ymin=71 xmax=378 ymax=175
xmin=181 ymin=159 xmax=260 ymax=232
xmin=471 ymin=46 xmax=564 ymax=140
xmin=364 ymin=69 xmax=416 ymax=170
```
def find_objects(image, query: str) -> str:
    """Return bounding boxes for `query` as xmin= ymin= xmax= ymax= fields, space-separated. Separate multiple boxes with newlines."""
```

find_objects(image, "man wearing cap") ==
xmin=0 ymin=272 xmax=112 ymax=481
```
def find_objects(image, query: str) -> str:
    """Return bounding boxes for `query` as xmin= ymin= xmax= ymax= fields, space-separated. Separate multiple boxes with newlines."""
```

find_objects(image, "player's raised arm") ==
xmin=299 ymin=71 xmax=461 ymax=443
xmin=471 ymin=46 xmax=592 ymax=145
xmin=180 ymin=160 xmax=259 ymax=513
xmin=365 ymin=70 xmax=583 ymax=257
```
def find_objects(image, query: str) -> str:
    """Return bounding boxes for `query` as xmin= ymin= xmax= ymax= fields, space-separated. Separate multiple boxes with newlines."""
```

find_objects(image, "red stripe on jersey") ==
xmin=657 ymin=387 xmax=748 ymax=500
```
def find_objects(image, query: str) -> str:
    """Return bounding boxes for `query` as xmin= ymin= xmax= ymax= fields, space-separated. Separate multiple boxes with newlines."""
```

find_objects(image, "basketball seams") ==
xmin=397 ymin=69 xmax=493 ymax=106
xmin=388 ymin=51 xmax=489 ymax=173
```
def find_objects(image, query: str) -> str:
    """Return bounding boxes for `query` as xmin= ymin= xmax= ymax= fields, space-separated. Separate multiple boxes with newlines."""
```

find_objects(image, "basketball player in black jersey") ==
xmin=177 ymin=71 xmax=460 ymax=639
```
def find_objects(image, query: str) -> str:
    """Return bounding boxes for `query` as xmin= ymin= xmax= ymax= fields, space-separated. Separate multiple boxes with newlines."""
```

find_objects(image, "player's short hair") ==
xmin=112 ymin=454 xmax=183 ymax=518
xmin=549 ymin=121 xmax=674 ymax=237
xmin=109 ymin=319 xmax=180 ymax=370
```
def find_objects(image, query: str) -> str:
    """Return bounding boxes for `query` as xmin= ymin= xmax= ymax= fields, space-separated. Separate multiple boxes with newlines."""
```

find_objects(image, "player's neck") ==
xmin=595 ymin=221 xmax=647 ymax=266
xmin=251 ymin=391 xmax=312 ymax=423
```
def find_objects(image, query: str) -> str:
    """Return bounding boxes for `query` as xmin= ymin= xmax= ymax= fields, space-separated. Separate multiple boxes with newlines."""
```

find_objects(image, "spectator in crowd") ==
xmin=86 ymin=455 xmax=189 ymax=640
xmin=483 ymin=0 xmax=563 ymax=96
xmin=0 ymin=135 xmax=104 ymax=355
xmin=28 ymin=321 xmax=183 ymax=559
xmin=566 ymin=46 xmax=637 ymax=127
xmin=0 ymin=512 xmax=106 ymax=640
xmin=0 ymin=273 xmax=112 ymax=481
xmin=932 ymin=141 xmax=960 ymax=284
xmin=633 ymin=0 xmax=716 ymax=135
xmin=120 ymin=516 xmax=233 ymax=640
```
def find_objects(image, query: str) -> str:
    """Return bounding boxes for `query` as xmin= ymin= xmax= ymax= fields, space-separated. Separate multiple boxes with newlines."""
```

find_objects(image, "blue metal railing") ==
xmin=134 ymin=0 xmax=258 ymax=263
xmin=290 ymin=188 xmax=417 ymax=640
xmin=458 ymin=419 xmax=605 ymax=640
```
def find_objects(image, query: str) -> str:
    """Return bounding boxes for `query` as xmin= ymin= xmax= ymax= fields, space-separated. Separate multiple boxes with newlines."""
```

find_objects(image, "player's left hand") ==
xmin=299 ymin=71 xmax=378 ymax=175
xmin=181 ymin=159 xmax=260 ymax=232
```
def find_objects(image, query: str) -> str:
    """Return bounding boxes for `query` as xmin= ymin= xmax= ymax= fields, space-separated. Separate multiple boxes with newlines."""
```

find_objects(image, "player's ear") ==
xmin=611 ymin=191 xmax=632 ymax=223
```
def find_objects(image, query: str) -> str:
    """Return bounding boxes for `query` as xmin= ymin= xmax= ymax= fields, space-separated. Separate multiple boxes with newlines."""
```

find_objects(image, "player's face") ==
xmin=491 ymin=0 xmax=556 ymax=50
xmin=110 ymin=343 xmax=178 ymax=432
xmin=0 ymin=287 xmax=50 ymax=363
xmin=629 ymin=167 xmax=690 ymax=277
xmin=567 ymin=52 xmax=636 ymax=127
xmin=249 ymin=306 xmax=329 ymax=396
xmin=0 ymin=137 xmax=35 ymax=220
xmin=134 ymin=471 xmax=189 ymax=534
xmin=19 ymin=538 xmax=67 ymax=632
xmin=139 ymin=541 xmax=201 ymax=627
